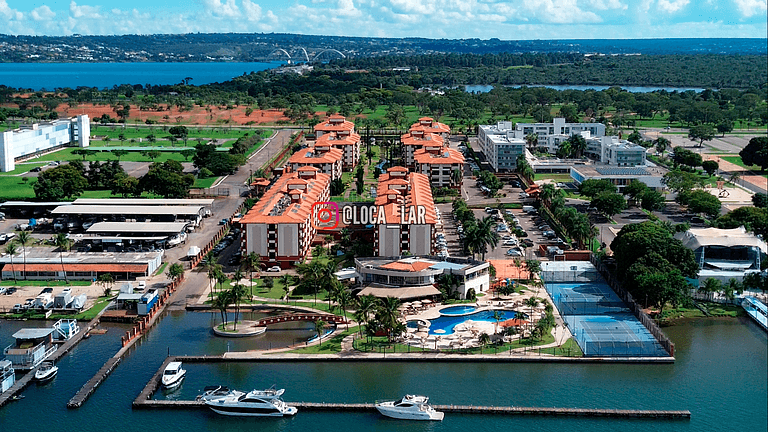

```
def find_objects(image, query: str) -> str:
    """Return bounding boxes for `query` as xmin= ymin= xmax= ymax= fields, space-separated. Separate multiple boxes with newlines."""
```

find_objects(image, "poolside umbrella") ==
xmin=434 ymin=329 xmax=446 ymax=334
xmin=412 ymin=301 xmax=422 ymax=307
xmin=398 ymin=304 xmax=408 ymax=310
xmin=422 ymin=299 xmax=432 ymax=304
xmin=402 ymin=302 xmax=412 ymax=307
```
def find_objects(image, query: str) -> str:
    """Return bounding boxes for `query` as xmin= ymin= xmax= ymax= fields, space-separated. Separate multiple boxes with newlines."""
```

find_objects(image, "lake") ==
xmin=465 ymin=84 xmax=706 ymax=93
xmin=0 ymin=62 xmax=284 ymax=91
xmin=0 ymin=312 xmax=765 ymax=432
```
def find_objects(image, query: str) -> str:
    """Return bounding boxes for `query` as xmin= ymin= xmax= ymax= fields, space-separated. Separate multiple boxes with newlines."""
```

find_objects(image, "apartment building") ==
xmin=0 ymin=115 xmax=90 ymax=172
xmin=316 ymin=131 xmax=360 ymax=169
xmin=408 ymin=117 xmax=450 ymax=138
xmin=584 ymin=136 xmax=647 ymax=166
xmin=373 ymin=167 xmax=438 ymax=257
xmin=515 ymin=117 xmax=605 ymax=145
xmin=287 ymin=143 xmax=343 ymax=180
xmin=240 ymin=167 xmax=331 ymax=269
xmin=477 ymin=123 xmax=526 ymax=172
xmin=401 ymin=129 xmax=444 ymax=168
xmin=413 ymin=145 xmax=465 ymax=189
xmin=314 ymin=114 xmax=355 ymax=138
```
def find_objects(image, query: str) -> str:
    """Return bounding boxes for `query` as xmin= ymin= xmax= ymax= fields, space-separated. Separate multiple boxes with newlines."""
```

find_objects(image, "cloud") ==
xmin=586 ymin=0 xmax=628 ymax=10
xmin=31 ymin=5 xmax=56 ymax=21
xmin=657 ymin=0 xmax=690 ymax=13
xmin=521 ymin=0 xmax=602 ymax=24
xmin=733 ymin=0 xmax=767 ymax=16
xmin=203 ymin=0 xmax=241 ymax=18
xmin=0 ymin=0 xmax=23 ymax=20
xmin=242 ymin=0 xmax=262 ymax=21
xmin=69 ymin=1 xmax=103 ymax=19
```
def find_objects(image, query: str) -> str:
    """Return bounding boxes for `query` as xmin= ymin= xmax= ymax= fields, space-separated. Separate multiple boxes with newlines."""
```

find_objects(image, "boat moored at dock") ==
xmin=375 ymin=395 xmax=444 ymax=421
xmin=161 ymin=361 xmax=186 ymax=389
xmin=201 ymin=387 xmax=298 ymax=417
xmin=34 ymin=361 xmax=59 ymax=382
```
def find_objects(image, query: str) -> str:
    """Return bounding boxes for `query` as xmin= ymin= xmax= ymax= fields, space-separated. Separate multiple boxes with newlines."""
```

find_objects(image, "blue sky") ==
xmin=1 ymin=0 xmax=766 ymax=39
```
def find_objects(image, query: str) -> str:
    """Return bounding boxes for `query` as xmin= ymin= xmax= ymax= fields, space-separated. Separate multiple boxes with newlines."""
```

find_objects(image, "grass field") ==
xmin=0 ymin=176 xmax=37 ymax=199
xmin=0 ymin=163 xmax=47 ymax=176
xmin=534 ymin=173 xmax=574 ymax=182
xmin=721 ymin=156 xmax=765 ymax=172
xmin=90 ymin=125 xmax=267 ymax=141
xmin=193 ymin=176 xmax=219 ymax=189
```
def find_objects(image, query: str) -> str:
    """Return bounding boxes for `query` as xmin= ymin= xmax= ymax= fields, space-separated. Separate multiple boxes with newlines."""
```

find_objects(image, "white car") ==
xmin=266 ymin=266 xmax=281 ymax=272
xmin=506 ymin=249 xmax=523 ymax=256
xmin=502 ymin=239 xmax=518 ymax=246
xmin=496 ymin=225 xmax=509 ymax=232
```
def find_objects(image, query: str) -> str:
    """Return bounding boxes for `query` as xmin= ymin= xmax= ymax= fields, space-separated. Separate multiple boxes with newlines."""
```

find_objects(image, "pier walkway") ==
xmin=0 ymin=302 xmax=111 ymax=408
xmin=742 ymin=296 xmax=768 ymax=331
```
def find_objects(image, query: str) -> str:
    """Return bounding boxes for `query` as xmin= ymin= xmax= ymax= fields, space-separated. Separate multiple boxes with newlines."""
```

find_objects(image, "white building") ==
xmin=675 ymin=227 xmax=767 ymax=284
xmin=570 ymin=165 xmax=663 ymax=193
xmin=515 ymin=117 xmax=605 ymax=145
xmin=585 ymin=136 xmax=647 ymax=166
xmin=355 ymin=256 xmax=490 ymax=300
xmin=477 ymin=122 xmax=526 ymax=172
xmin=0 ymin=115 xmax=90 ymax=172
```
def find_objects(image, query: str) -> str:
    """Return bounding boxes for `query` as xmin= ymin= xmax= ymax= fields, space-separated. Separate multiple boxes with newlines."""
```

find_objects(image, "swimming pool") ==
xmin=426 ymin=309 xmax=526 ymax=335
xmin=440 ymin=305 xmax=478 ymax=316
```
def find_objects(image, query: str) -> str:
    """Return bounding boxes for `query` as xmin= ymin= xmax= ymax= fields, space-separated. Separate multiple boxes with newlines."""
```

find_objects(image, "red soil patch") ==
xmin=56 ymin=103 xmax=289 ymax=125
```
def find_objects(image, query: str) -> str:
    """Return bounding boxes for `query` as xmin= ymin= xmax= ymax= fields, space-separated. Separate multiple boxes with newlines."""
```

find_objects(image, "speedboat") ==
xmin=161 ymin=361 xmax=186 ymax=389
xmin=34 ymin=361 xmax=58 ymax=382
xmin=375 ymin=395 xmax=444 ymax=421
xmin=202 ymin=387 xmax=298 ymax=417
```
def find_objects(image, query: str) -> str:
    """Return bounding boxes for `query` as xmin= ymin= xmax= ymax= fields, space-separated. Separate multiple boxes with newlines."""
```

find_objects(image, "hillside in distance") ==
xmin=0 ymin=33 xmax=765 ymax=63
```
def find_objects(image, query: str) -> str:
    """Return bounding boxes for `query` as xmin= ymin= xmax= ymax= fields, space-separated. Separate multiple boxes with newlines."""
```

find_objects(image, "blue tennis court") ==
xmin=545 ymin=279 xmax=669 ymax=357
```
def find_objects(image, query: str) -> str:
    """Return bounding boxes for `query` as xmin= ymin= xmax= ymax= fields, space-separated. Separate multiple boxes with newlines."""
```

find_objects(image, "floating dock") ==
xmin=741 ymin=296 xmax=768 ymax=331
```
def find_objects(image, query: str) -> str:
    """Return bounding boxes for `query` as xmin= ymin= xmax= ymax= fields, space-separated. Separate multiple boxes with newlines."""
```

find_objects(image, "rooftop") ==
xmin=356 ymin=256 xmax=488 ymax=273
xmin=12 ymin=328 xmax=55 ymax=340
xmin=375 ymin=170 xmax=437 ymax=225
xmin=239 ymin=170 xmax=331 ymax=224
xmin=87 ymin=222 xmax=189 ymax=234
xmin=51 ymin=205 xmax=204 ymax=216
xmin=288 ymin=146 xmax=344 ymax=165
xmin=314 ymin=116 xmax=355 ymax=133
xmin=72 ymin=198 xmax=214 ymax=206
xmin=413 ymin=147 xmax=465 ymax=165
xmin=316 ymin=131 xmax=361 ymax=146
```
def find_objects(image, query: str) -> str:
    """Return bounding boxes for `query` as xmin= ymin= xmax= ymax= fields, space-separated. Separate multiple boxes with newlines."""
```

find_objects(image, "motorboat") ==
xmin=197 ymin=385 xmax=230 ymax=402
xmin=202 ymin=387 xmax=298 ymax=417
xmin=34 ymin=361 xmax=58 ymax=382
xmin=375 ymin=395 xmax=444 ymax=421
xmin=161 ymin=361 xmax=186 ymax=389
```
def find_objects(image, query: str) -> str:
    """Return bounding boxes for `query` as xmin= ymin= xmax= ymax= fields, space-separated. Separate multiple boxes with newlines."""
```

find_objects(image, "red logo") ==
xmin=311 ymin=202 xmax=339 ymax=229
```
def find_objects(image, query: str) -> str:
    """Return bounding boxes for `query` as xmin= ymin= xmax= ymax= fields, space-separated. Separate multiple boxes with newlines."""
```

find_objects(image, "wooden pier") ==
xmin=132 ymin=399 xmax=690 ymax=419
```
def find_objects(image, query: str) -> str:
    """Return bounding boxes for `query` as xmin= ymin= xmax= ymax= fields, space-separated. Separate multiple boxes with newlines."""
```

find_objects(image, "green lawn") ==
xmin=154 ymin=262 xmax=168 ymax=276
xmin=0 ymin=176 xmax=37 ymax=199
xmin=0 ymin=163 xmax=47 ymax=176
xmin=284 ymin=326 xmax=360 ymax=354
xmin=72 ymin=296 xmax=113 ymax=321
xmin=31 ymin=147 xmax=192 ymax=164
xmin=534 ymin=173 xmax=574 ymax=182
xmin=90 ymin=125 xmax=267 ymax=141
xmin=660 ymin=301 xmax=746 ymax=322
xmin=721 ymin=156 xmax=765 ymax=172
xmin=193 ymin=176 xmax=219 ymax=189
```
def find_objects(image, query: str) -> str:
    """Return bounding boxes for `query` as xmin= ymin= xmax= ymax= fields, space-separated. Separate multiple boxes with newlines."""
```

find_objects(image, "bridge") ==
xmin=256 ymin=313 xmax=348 ymax=326
xmin=267 ymin=47 xmax=346 ymax=64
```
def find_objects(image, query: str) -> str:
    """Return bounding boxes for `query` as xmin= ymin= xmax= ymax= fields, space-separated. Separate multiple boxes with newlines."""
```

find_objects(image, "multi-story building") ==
xmin=413 ymin=145 xmax=465 ymax=189
xmin=409 ymin=117 xmax=450 ymax=138
xmin=287 ymin=143 xmax=343 ymax=180
xmin=584 ymin=136 xmax=647 ymax=166
xmin=355 ymin=255 xmax=490 ymax=300
xmin=570 ymin=165 xmax=663 ymax=193
xmin=477 ymin=123 xmax=526 ymax=172
xmin=675 ymin=226 xmax=767 ymax=284
xmin=315 ymin=131 xmax=360 ymax=169
xmin=401 ymin=129 xmax=444 ymax=168
xmin=374 ymin=167 xmax=438 ymax=257
xmin=313 ymin=114 xmax=355 ymax=139
xmin=515 ymin=117 xmax=605 ymax=145
xmin=0 ymin=115 xmax=90 ymax=172
xmin=240 ymin=167 xmax=331 ymax=269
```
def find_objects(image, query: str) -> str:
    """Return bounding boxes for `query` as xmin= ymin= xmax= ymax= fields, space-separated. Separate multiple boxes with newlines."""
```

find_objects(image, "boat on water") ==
xmin=34 ymin=361 xmax=58 ymax=382
xmin=375 ymin=395 xmax=444 ymax=421
xmin=200 ymin=387 xmax=298 ymax=417
xmin=161 ymin=361 xmax=186 ymax=389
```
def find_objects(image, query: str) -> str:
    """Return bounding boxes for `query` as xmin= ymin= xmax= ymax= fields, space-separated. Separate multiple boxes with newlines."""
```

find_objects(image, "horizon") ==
xmin=1 ymin=0 xmax=766 ymax=39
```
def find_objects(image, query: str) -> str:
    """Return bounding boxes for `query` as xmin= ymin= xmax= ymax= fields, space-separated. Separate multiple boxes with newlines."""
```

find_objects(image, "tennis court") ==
xmin=542 ymin=262 xmax=670 ymax=357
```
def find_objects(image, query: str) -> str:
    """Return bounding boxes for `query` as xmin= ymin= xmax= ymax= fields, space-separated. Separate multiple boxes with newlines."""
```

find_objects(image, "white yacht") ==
xmin=161 ymin=361 xmax=186 ymax=389
xmin=34 ymin=361 xmax=58 ymax=382
xmin=375 ymin=395 xmax=444 ymax=421
xmin=203 ymin=387 xmax=298 ymax=417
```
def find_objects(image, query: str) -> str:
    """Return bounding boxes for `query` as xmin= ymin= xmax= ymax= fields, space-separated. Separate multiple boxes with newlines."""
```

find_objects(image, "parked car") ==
xmin=543 ymin=230 xmax=557 ymax=238
xmin=5 ymin=287 xmax=18 ymax=295
xmin=506 ymin=248 xmax=523 ymax=256
xmin=40 ymin=287 xmax=54 ymax=295
xmin=502 ymin=239 xmax=518 ymax=246
xmin=266 ymin=266 xmax=281 ymax=272
xmin=219 ymin=218 xmax=229 ymax=225
xmin=31 ymin=166 xmax=42 ymax=172
xmin=484 ymin=207 xmax=494 ymax=213
xmin=521 ymin=239 xmax=535 ymax=247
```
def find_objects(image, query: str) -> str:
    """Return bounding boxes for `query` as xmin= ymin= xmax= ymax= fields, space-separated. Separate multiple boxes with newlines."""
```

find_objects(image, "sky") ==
xmin=0 ymin=0 xmax=766 ymax=39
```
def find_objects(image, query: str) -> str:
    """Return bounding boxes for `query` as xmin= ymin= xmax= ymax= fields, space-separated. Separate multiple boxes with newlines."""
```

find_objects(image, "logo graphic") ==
xmin=311 ymin=201 xmax=339 ymax=229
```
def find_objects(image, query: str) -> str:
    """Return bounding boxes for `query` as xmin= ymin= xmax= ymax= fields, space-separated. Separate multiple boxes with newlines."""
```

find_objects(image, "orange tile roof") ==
xmin=297 ymin=166 xmax=320 ymax=173
xmin=316 ymin=131 xmax=361 ymax=146
xmin=388 ymin=166 xmax=409 ymax=173
xmin=251 ymin=178 xmax=270 ymax=186
xmin=380 ymin=260 xmax=435 ymax=272
xmin=374 ymin=169 xmax=437 ymax=225
xmin=288 ymin=146 xmax=344 ymax=165
xmin=4 ymin=263 xmax=148 ymax=272
xmin=314 ymin=116 xmax=355 ymax=132
xmin=413 ymin=147 xmax=465 ymax=165
xmin=401 ymin=131 xmax=444 ymax=146
xmin=240 ymin=171 xmax=331 ymax=224
xmin=409 ymin=118 xmax=450 ymax=134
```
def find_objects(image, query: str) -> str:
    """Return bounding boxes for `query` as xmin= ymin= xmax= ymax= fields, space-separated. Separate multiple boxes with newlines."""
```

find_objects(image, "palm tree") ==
xmin=16 ymin=231 xmax=32 ymax=280
xmin=244 ymin=252 xmax=261 ymax=297
xmin=337 ymin=288 xmax=353 ymax=330
xmin=212 ymin=290 xmax=231 ymax=328
xmin=5 ymin=242 xmax=19 ymax=283
xmin=524 ymin=133 xmax=538 ymax=150
xmin=450 ymin=169 xmax=463 ymax=188
xmin=539 ymin=183 xmax=559 ymax=206
xmin=654 ymin=137 xmax=670 ymax=156
xmin=354 ymin=294 xmax=377 ymax=338
xmin=513 ymin=258 xmax=523 ymax=281
xmin=478 ymin=332 xmax=491 ymax=353
xmin=491 ymin=310 xmax=503 ymax=335
xmin=314 ymin=319 xmax=327 ymax=347
xmin=525 ymin=297 xmax=539 ymax=331
xmin=54 ymin=233 xmax=73 ymax=283
xmin=206 ymin=262 xmax=222 ymax=299
xmin=324 ymin=235 xmax=334 ymax=254
xmin=230 ymin=283 xmax=248 ymax=331
xmin=279 ymin=274 xmax=292 ymax=301
xmin=476 ymin=216 xmax=499 ymax=260
xmin=378 ymin=296 xmax=401 ymax=342
xmin=323 ymin=261 xmax=339 ymax=307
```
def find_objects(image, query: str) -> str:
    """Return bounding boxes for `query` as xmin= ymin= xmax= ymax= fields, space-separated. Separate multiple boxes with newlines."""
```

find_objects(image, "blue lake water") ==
xmin=0 ymin=313 xmax=765 ymax=432
xmin=0 ymin=62 xmax=284 ymax=91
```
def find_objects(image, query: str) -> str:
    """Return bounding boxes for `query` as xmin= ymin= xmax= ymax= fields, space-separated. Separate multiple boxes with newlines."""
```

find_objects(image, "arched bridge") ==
xmin=256 ymin=314 xmax=348 ymax=326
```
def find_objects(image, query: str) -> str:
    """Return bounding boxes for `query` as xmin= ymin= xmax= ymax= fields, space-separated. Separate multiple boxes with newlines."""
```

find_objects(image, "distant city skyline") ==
xmin=1 ymin=0 xmax=766 ymax=39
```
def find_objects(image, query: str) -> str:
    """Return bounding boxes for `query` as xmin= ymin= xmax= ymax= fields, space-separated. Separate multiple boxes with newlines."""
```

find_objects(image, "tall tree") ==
xmin=54 ymin=233 xmax=73 ymax=283
xmin=16 ymin=231 xmax=32 ymax=280
xmin=5 ymin=242 xmax=19 ymax=283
